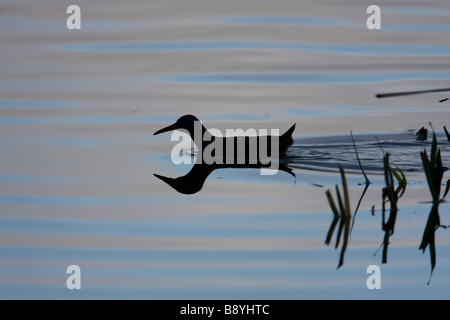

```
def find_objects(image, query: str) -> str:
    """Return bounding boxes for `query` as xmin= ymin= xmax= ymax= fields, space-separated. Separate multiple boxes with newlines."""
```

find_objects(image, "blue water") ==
xmin=73 ymin=41 xmax=450 ymax=55
xmin=156 ymin=71 xmax=450 ymax=84
xmin=221 ymin=16 xmax=344 ymax=26
xmin=1 ymin=0 xmax=450 ymax=300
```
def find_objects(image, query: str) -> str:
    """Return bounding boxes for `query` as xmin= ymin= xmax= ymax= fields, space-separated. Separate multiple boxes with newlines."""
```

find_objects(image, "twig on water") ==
xmin=376 ymin=87 xmax=450 ymax=99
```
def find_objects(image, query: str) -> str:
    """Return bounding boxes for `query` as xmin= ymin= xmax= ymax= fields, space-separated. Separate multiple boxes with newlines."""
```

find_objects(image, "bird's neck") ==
xmin=188 ymin=123 xmax=210 ymax=149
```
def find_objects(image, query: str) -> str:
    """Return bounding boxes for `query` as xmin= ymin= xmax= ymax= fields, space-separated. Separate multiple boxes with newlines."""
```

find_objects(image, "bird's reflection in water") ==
xmin=154 ymin=161 xmax=294 ymax=195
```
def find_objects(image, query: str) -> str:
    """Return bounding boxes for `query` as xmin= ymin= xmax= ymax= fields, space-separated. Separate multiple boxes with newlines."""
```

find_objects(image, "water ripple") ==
xmin=155 ymin=71 xmax=450 ymax=84
xmin=286 ymin=132 xmax=450 ymax=174
xmin=70 ymin=41 xmax=450 ymax=55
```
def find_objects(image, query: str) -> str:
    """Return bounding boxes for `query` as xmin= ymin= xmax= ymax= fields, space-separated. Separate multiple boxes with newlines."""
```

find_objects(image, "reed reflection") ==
xmin=419 ymin=129 xmax=448 ymax=284
xmin=379 ymin=153 xmax=406 ymax=264
xmin=324 ymin=164 xmax=351 ymax=269
xmin=324 ymin=128 xmax=449 ymax=284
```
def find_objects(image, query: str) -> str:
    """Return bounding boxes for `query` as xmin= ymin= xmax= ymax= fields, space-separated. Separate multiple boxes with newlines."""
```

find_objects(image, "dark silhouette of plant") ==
xmin=419 ymin=129 xmax=445 ymax=285
xmin=380 ymin=153 xmax=406 ymax=264
xmin=325 ymin=164 xmax=351 ymax=269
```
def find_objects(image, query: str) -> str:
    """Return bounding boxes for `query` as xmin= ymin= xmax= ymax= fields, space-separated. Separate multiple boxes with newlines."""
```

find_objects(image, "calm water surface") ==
xmin=1 ymin=0 xmax=450 ymax=299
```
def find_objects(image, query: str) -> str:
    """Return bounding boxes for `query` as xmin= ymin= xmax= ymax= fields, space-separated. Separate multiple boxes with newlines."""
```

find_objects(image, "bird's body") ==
xmin=154 ymin=115 xmax=295 ymax=163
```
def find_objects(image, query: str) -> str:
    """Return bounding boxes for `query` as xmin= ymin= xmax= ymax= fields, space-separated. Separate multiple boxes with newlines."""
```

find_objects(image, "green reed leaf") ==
xmin=350 ymin=131 xmax=370 ymax=184
xmin=325 ymin=190 xmax=339 ymax=217
xmin=430 ymin=130 xmax=437 ymax=166
xmin=338 ymin=164 xmax=351 ymax=217
xmin=444 ymin=179 xmax=450 ymax=199
xmin=421 ymin=150 xmax=437 ymax=200
xmin=444 ymin=126 xmax=450 ymax=143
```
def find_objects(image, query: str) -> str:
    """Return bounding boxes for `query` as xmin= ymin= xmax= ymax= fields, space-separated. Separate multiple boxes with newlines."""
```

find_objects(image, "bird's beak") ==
xmin=154 ymin=123 xmax=179 ymax=135
xmin=154 ymin=173 xmax=178 ymax=189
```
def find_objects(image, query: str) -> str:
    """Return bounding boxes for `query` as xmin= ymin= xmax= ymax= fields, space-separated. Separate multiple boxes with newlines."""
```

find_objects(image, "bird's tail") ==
xmin=281 ymin=123 xmax=296 ymax=140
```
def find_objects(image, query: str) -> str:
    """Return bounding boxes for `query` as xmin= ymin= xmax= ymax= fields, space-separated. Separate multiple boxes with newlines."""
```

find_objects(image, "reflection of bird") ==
xmin=154 ymin=114 xmax=296 ymax=158
xmin=154 ymin=163 xmax=294 ymax=195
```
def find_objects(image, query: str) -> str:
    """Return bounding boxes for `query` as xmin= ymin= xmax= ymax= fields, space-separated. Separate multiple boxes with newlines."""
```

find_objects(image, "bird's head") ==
xmin=154 ymin=114 xmax=200 ymax=137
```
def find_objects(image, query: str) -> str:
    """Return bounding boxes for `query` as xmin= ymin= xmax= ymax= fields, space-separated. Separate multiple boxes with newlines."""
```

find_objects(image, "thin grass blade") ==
xmin=444 ymin=126 xmax=450 ymax=143
xmin=325 ymin=190 xmax=340 ymax=217
xmin=350 ymin=131 xmax=370 ymax=184
xmin=338 ymin=165 xmax=351 ymax=217
xmin=444 ymin=179 xmax=450 ymax=199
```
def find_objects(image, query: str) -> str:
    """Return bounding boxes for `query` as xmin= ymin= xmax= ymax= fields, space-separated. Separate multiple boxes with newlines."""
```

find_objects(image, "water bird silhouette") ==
xmin=153 ymin=114 xmax=296 ymax=194
xmin=154 ymin=114 xmax=296 ymax=162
